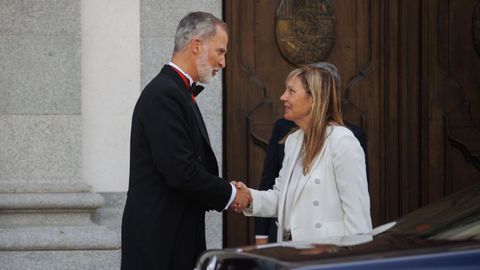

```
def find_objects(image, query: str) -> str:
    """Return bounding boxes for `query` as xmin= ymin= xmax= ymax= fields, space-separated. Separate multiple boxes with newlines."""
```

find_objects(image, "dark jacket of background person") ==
xmin=121 ymin=65 xmax=232 ymax=270
xmin=254 ymin=118 xmax=368 ymax=243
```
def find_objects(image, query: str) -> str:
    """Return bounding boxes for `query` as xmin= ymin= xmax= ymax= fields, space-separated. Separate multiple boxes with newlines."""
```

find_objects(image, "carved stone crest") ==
xmin=275 ymin=0 xmax=336 ymax=66
xmin=474 ymin=1 xmax=480 ymax=55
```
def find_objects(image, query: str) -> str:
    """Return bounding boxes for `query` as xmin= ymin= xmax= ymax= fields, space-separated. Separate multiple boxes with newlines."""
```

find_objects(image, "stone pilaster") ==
xmin=0 ymin=1 xmax=120 ymax=269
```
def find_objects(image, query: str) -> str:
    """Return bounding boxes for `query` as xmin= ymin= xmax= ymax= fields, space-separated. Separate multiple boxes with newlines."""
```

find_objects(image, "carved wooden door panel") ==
xmin=223 ymin=0 xmax=480 ymax=248
xmin=223 ymin=0 xmax=382 ymax=247
xmin=421 ymin=0 xmax=480 ymax=202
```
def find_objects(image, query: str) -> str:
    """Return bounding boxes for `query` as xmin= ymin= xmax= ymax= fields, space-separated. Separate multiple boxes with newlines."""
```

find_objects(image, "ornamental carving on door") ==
xmin=275 ymin=0 xmax=336 ymax=66
xmin=474 ymin=1 xmax=480 ymax=55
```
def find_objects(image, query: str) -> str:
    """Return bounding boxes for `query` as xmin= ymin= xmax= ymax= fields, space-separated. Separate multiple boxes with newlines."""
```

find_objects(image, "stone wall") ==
xmin=0 ymin=1 xmax=225 ymax=268
xmin=0 ymin=0 xmax=82 ymax=190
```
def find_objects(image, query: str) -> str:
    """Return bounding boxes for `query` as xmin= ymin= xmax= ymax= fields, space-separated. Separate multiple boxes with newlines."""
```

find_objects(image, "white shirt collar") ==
xmin=168 ymin=61 xmax=194 ymax=87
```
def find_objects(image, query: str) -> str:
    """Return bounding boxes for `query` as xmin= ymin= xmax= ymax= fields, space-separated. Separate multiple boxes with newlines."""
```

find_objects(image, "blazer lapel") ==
xmin=291 ymin=130 xmax=330 ymax=208
xmin=277 ymin=131 xmax=304 ymax=240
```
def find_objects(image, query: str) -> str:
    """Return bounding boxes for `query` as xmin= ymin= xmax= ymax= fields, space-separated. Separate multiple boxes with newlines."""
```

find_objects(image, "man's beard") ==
xmin=196 ymin=51 xmax=216 ymax=84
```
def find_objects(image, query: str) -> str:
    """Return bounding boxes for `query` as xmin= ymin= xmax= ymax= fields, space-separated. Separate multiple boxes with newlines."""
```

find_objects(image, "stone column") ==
xmin=0 ymin=1 xmax=120 ymax=269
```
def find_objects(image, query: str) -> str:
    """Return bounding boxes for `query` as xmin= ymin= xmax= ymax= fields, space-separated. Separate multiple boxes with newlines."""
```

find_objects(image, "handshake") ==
xmin=230 ymin=181 xmax=252 ymax=213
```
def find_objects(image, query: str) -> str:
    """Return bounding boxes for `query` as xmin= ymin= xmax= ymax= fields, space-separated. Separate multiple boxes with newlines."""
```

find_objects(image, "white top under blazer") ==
xmin=244 ymin=125 xmax=372 ymax=242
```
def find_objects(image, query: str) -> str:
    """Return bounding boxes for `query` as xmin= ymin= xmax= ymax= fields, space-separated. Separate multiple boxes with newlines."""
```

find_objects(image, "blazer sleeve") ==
xmin=245 ymin=131 xmax=295 ymax=218
xmin=331 ymin=130 xmax=373 ymax=235
xmin=143 ymin=89 xmax=232 ymax=211
xmin=255 ymin=121 xmax=283 ymax=236
xmin=245 ymin=173 xmax=283 ymax=218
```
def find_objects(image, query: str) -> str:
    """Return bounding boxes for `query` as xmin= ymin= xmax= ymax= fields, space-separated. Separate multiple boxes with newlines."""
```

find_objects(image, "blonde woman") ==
xmin=239 ymin=66 xmax=372 ymax=242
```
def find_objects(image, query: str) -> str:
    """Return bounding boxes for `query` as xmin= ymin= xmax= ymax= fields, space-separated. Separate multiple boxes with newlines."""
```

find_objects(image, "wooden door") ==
xmin=223 ymin=0 xmax=480 ymax=248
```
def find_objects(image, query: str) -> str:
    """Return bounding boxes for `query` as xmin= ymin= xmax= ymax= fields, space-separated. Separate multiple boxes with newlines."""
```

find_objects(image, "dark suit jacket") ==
xmin=121 ymin=65 xmax=232 ymax=270
xmin=254 ymin=118 xmax=369 ymax=243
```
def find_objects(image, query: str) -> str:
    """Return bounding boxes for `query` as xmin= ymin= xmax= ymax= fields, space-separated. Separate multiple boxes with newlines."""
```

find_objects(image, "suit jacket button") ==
xmin=313 ymin=200 xmax=319 ymax=206
xmin=315 ymin=223 xmax=322 ymax=228
xmin=197 ymin=156 xmax=202 ymax=162
xmin=314 ymin=178 xmax=320 ymax=184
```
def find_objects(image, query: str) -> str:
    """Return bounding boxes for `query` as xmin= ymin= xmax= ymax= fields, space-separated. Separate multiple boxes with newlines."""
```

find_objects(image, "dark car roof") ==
xmin=233 ymin=233 xmax=480 ymax=268
xmin=196 ymin=183 xmax=480 ymax=269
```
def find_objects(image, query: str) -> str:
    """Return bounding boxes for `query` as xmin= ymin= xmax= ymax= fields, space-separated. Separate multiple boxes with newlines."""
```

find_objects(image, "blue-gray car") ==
xmin=195 ymin=183 xmax=480 ymax=270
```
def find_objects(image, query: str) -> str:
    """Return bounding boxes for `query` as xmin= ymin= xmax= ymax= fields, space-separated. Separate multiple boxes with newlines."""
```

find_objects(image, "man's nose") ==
xmin=280 ymin=90 xmax=287 ymax=101
xmin=218 ymin=56 xmax=225 ymax=68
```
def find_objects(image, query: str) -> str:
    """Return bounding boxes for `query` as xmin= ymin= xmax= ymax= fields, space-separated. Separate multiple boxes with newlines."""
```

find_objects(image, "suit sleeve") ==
xmin=347 ymin=124 xmax=369 ymax=182
xmin=143 ymin=89 xmax=231 ymax=211
xmin=332 ymin=131 xmax=372 ymax=235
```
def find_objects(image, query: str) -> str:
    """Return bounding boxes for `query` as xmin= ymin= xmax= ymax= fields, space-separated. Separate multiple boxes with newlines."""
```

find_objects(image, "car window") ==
xmin=429 ymin=214 xmax=480 ymax=240
xmin=390 ymin=183 xmax=480 ymax=241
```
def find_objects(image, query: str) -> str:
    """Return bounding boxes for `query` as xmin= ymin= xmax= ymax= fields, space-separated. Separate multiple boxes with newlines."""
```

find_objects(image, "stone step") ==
xmin=0 ymin=192 xmax=121 ymax=252
xmin=0 ymin=225 xmax=120 ymax=251
xmin=0 ymin=250 xmax=120 ymax=270
xmin=0 ymin=192 xmax=105 ymax=227
xmin=0 ymin=181 xmax=92 ymax=193
xmin=0 ymin=192 xmax=104 ymax=210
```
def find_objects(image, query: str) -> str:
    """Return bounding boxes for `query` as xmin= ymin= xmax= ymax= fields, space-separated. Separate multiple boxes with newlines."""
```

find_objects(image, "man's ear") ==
xmin=190 ymin=38 xmax=201 ymax=55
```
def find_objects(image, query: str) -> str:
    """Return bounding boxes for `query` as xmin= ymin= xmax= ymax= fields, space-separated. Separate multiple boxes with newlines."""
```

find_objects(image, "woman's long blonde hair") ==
xmin=286 ymin=66 xmax=344 ymax=174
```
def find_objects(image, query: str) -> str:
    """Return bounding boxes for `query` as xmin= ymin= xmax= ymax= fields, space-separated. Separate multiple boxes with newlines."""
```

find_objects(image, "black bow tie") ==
xmin=190 ymin=83 xmax=204 ymax=97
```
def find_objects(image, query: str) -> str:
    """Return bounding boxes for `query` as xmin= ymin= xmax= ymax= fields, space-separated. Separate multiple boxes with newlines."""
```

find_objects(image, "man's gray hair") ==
xmin=173 ymin=11 xmax=227 ymax=53
xmin=309 ymin=62 xmax=341 ymax=89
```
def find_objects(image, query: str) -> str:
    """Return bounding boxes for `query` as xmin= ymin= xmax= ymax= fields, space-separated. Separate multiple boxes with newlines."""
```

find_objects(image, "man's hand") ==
xmin=230 ymin=180 xmax=252 ymax=213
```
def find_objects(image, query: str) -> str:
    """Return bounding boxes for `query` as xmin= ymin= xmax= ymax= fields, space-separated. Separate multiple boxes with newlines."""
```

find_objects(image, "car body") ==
xmin=195 ymin=183 xmax=480 ymax=270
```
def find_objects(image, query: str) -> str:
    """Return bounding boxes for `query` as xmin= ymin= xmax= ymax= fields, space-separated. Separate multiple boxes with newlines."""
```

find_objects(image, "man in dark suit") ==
xmin=121 ymin=12 xmax=250 ymax=270
xmin=254 ymin=62 xmax=369 ymax=244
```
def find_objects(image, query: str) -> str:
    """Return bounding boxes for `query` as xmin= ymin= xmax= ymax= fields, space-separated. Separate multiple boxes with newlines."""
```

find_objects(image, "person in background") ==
xmin=236 ymin=65 xmax=372 ymax=242
xmin=254 ymin=62 xmax=369 ymax=244
xmin=121 ymin=12 xmax=251 ymax=270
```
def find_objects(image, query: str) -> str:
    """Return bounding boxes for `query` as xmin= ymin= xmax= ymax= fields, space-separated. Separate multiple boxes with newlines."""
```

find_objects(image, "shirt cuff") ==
xmin=255 ymin=235 xmax=268 ymax=239
xmin=224 ymin=183 xmax=237 ymax=210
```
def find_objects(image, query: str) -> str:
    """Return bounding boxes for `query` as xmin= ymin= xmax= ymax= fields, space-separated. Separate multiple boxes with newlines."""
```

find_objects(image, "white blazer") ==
xmin=245 ymin=125 xmax=372 ymax=242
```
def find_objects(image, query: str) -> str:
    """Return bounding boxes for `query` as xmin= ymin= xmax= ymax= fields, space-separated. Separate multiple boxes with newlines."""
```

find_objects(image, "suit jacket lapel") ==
xmin=191 ymin=102 xmax=211 ymax=146
xmin=161 ymin=65 xmax=211 ymax=146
